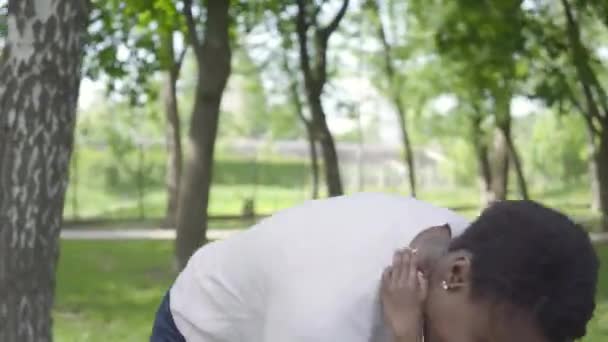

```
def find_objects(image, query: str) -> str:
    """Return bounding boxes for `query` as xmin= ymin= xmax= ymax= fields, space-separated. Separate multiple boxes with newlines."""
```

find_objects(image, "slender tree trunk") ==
xmin=585 ymin=123 xmax=601 ymax=212
xmin=505 ymin=130 xmax=529 ymax=200
xmin=470 ymin=115 xmax=493 ymax=205
xmin=175 ymin=0 xmax=231 ymax=270
xmin=309 ymin=95 xmax=343 ymax=196
xmin=476 ymin=144 xmax=493 ymax=205
xmin=280 ymin=42 xmax=320 ymax=199
xmin=395 ymin=102 xmax=417 ymax=197
xmin=371 ymin=0 xmax=416 ymax=196
xmin=489 ymin=128 xmax=510 ymax=202
xmin=561 ymin=0 xmax=608 ymax=228
xmin=594 ymin=131 xmax=608 ymax=231
xmin=305 ymin=124 xmax=320 ymax=199
xmin=137 ymin=143 xmax=145 ymax=219
xmin=491 ymin=89 xmax=523 ymax=202
xmin=0 ymin=1 xmax=89 ymax=341
xmin=355 ymin=108 xmax=365 ymax=192
xmin=163 ymin=68 xmax=182 ymax=227
xmin=295 ymin=0 xmax=348 ymax=197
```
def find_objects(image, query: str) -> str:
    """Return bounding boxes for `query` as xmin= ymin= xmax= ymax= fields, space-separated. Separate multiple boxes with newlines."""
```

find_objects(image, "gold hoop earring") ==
xmin=442 ymin=280 xmax=450 ymax=291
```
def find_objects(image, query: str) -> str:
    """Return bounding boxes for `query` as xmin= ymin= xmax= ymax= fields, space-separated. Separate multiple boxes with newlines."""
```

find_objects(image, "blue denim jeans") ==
xmin=150 ymin=290 xmax=186 ymax=342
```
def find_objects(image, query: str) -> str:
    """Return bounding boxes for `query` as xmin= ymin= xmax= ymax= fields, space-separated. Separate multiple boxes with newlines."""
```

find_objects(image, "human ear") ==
xmin=443 ymin=252 xmax=472 ymax=290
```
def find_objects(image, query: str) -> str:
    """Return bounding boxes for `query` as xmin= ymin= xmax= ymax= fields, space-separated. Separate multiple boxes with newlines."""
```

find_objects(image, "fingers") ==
xmin=382 ymin=266 xmax=392 ymax=291
xmin=407 ymin=249 xmax=418 ymax=287
xmin=417 ymin=271 xmax=428 ymax=300
xmin=399 ymin=249 xmax=412 ymax=286
xmin=387 ymin=248 xmax=422 ymax=288
xmin=391 ymin=250 xmax=403 ymax=287
xmin=389 ymin=248 xmax=415 ymax=286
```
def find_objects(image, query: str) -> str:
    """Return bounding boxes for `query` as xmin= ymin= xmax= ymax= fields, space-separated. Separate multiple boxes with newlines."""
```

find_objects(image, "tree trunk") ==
xmin=371 ymin=0 xmax=416 ymax=197
xmin=559 ymin=0 xmax=608 ymax=230
xmin=163 ymin=68 xmax=182 ymax=227
xmin=280 ymin=42 xmax=320 ymax=199
xmin=0 ymin=1 xmax=89 ymax=341
xmin=476 ymin=144 xmax=493 ymax=205
xmin=505 ymin=130 xmax=529 ymax=200
xmin=305 ymin=124 xmax=320 ymax=199
xmin=490 ymin=89 xmax=517 ymax=202
xmin=470 ymin=115 xmax=493 ymax=205
xmin=585 ymin=123 xmax=601 ymax=212
xmin=560 ymin=0 xmax=608 ymax=224
xmin=489 ymin=128 xmax=510 ymax=202
xmin=310 ymin=95 xmax=343 ymax=196
xmin=594 ymin=131 xmax=608 ymax=231
xmin=175 ymin=0 xmax=231 ymax=270
xmin=395 ymin=102 xmax=417 ymax=197
xmin=295 ymin=0 xmax=348 ymax=197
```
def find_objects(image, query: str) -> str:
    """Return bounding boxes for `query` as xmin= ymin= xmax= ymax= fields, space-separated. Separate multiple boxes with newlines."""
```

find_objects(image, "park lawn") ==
xmin=54 ymin=241 xmax=176 ymax=342
xmin=62 ymin=185 xmax=311 ymax=221
xmin=63 ymin=183 xmax=602 ymax=231
xmin=54 ymin=240 xmax=608 ymax=341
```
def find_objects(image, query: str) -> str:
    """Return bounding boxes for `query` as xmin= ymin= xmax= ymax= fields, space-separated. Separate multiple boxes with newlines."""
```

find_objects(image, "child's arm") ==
xmin=381 ymin=248 xmax=426 ymax=342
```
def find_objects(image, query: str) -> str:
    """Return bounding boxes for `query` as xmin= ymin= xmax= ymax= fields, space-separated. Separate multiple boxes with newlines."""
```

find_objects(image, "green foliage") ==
xmin=265 ymin=104 xmax=305 ymax=139
xmin=525 ymin=111 xmax=588 ymax=186
xmin=438 ymin=137 xmax=478 ymax=187
xmin=219 ymin=47 xmax=272 ymax=138
xmin=0 ymin=1 xmax=6 ymax=39
xmin=64 ymin=137 xmax=314 ymax=219
xmin=85 ymin=0 xmax=186 ymax=105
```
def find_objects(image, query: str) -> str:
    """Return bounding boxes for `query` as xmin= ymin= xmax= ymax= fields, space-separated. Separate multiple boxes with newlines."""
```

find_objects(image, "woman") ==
xmin=151 ymin=193 xmax=470 ymax=341
xmin=151 ymin=196 xmax=598 ymax=341
xmin=382 ymin=200 xmax=598 ymax=342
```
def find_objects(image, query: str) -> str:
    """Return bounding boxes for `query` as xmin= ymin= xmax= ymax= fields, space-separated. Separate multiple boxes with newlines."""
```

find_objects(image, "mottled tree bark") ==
xmin=0 ymin=1 xmax=89 ymax=341
xmin=295 ymin=0 xmax=349 ymax=197
xmin=175 ymin=0 xmax=231 ymax=269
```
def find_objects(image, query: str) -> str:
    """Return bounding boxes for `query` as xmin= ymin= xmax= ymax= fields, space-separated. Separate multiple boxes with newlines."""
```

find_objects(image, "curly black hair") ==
xmin=449 ymin=200 xmax=599 ymax=342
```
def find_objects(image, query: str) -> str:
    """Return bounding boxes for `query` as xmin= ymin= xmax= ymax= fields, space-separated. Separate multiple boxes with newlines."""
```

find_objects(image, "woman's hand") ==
xmin=381 ymin=248 xmax=427 ymax=342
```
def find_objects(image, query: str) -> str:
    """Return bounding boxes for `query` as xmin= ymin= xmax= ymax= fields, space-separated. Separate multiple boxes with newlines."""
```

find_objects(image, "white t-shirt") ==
xmin=170 ymin=193 xmax=469 ymax=342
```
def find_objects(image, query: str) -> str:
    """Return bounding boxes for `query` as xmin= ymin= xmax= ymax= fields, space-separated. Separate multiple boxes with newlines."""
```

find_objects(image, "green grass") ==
xmin=586 ymin=245 xmax=608 ymax=341
xmin=63 ymin=152 xmax=314 ymax=220
xmin=54 ymin=241 xmax=608 ymax=341
xmin=63 ymin=185 xmax=311 ymax=221
xmin=54 ymin=241 xmax=176 ymax=342
xmin=64 ymin=183 xmax=602 ymax=228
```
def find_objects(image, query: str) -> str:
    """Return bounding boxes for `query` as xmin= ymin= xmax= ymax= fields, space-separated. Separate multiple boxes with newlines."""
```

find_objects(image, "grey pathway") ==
xmin=60 ymin=228 xmax=242 ymax=241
